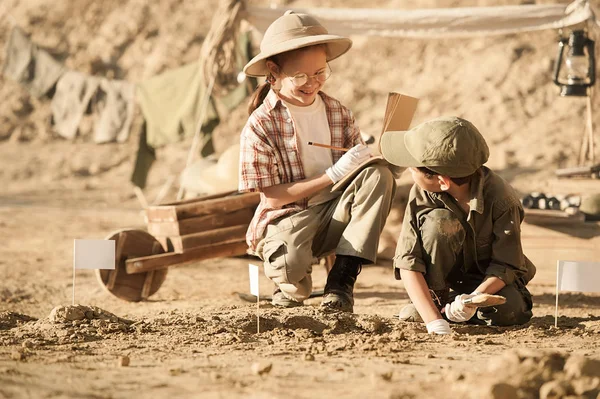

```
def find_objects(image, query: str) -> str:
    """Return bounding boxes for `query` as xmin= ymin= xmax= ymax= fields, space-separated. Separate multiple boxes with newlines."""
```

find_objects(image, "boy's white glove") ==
xmin=444 ymin=293 xmax=477 ymax=323
xmin=426 ymin=319 xmax=451 ymax=334
xmin=325 ymin=144 xmax=372 ymax=183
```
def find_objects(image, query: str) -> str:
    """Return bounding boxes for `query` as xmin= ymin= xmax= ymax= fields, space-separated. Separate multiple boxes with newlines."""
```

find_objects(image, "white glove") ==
xmin=444 ymin=294 xmax=477 ymax=323
xmin=426 ymin=319 xmax=451 ymax=334
xmin=325 ymin=144 xmax=372 ymax=183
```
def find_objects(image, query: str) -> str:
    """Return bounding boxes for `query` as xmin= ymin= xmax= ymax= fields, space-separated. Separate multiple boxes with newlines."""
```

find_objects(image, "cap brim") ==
xmin=244 ymin=36 xmax=352 ymax=77
xmin=380 ymin=130 xmax=423 ymax=168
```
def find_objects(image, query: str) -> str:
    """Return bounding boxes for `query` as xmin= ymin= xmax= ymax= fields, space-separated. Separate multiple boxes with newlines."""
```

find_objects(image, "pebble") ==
xmin=563 ymin=356 xmax=600 ymax=378
xmin=370 ymin=370 xmax=393 ymax=385
xmin=487 ymin=382 xmax=518 ymax=399
xmin=251 ymin=361 xmax=272 ymax=376
xmin=304 ymin=353 xmax=315 ymax=361
xmin=21 ymin=340 xmax=34 ymax=349
xmin=539 ymin=380 xmax=571 ymax=399
xmin=118 ymin=355 xmax=130 ymax=367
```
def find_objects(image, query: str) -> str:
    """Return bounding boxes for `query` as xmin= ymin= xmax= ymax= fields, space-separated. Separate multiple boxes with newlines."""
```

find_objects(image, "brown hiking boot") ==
xmin=321 ymin=255 xmax=362 ymax=313
xmin=398 ymin=288 xmax=449 ymax=323
xmin=271 ymin=287 xmax=303 ymax=308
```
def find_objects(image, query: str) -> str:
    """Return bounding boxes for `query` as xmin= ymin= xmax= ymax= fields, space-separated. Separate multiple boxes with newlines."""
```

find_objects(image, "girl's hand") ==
xmin=325 ymin=144 xmax=372 ymax=183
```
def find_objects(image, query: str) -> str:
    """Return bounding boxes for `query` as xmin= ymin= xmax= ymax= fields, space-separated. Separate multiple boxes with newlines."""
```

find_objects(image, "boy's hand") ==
xmin=444 ymin=294 xmax=477 ymax=323
xmin=426 ymin=319 xmax=451 ymax=334
xmin=325 ymin=144 xmax=372 ymax=183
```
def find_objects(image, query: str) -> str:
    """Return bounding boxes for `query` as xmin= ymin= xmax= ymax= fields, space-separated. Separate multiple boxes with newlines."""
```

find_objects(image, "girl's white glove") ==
xmin=444 ymin=294 xmax=477 ymax=323
xmin=426 ymin=319 xmax=451 ymax=334
xmin=325 ymin=144 xmax=372 ymax=183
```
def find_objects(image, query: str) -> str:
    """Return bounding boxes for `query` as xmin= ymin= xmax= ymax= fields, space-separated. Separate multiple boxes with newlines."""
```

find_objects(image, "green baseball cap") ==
xmin=380 ymin=116 xmax=490 ymax=178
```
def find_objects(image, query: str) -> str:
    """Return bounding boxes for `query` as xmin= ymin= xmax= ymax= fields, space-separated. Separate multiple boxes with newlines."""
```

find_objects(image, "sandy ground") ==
xmin=2 ymin=0 xmax=600 ymax=398
xmin=1 ymin=139 xmax=600 ymax=398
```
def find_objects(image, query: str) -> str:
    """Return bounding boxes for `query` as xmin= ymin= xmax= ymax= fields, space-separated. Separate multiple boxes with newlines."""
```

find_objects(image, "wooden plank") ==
xmin=145 ymin=192 xmax=260 ymax=222
xmin=545 ymin=178 xmax=600 ymax=196
xmin=522 ymin=221 xmax=600 ymax=248
xmin=147 ymin=207 xmax=254 ymax=237
xmin=521 ymin=222 xmax=600 ymax=285
xmin=158 ymin=190 xmax=237 ymax=206
xmin=524 ymin=208 xmax=585 ymax=225
xmin=170 ymin=225 xmax=248 ymax=253
xmin=125 ymin=241 xmax=249 ymax=274
xmin=140 ymin=271 xmax=155 ymax=300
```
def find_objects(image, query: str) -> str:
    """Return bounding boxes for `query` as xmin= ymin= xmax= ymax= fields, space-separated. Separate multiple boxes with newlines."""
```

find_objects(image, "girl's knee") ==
xmin=262 ymin=240 xmax=312 ymax=284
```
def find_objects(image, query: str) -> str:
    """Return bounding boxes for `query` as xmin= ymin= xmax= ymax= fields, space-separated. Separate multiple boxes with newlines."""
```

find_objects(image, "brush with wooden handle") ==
xmin=462 ymin=293 xmax=507 ymax=308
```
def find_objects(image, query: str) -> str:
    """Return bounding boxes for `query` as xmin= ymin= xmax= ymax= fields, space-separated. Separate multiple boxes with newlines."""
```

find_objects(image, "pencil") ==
xmin=307 ymin=141 xmax=350 ymax=152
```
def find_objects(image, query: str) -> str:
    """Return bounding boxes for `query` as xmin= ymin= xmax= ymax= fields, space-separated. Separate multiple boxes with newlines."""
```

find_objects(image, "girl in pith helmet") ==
xmin=238 ymin=11 xmax=395 ymax=312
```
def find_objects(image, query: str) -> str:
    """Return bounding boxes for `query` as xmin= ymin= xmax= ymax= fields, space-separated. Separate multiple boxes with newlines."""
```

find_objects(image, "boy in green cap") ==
xmin=380 ymin=116 xmax=535 ymax=334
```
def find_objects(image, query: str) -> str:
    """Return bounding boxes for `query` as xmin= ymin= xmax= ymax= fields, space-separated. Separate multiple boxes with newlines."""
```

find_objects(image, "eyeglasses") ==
xmin=282 ymin=64 xmax=332 ymax=87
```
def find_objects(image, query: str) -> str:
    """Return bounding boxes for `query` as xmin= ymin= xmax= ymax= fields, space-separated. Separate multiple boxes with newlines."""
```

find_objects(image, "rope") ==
xmin=177 ymin=0 xmax=246 ymax=200
xmin=199 ymin=0 xmax=245 ymax=95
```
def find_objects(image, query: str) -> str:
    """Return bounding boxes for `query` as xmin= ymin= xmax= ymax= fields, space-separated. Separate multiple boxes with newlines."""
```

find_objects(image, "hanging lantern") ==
xmin=553 ymin=29 xmax=596 ymax=97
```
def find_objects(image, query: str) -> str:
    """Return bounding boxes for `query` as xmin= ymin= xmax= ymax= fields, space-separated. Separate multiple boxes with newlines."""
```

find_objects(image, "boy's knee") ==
xmin=477 ymin=285 xmax=533 ymax=326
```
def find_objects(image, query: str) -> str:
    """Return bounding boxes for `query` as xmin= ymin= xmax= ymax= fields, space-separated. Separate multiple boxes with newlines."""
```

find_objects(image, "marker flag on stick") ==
xmin=72 ymin=239 xmax=116 ymax=306
xmin=74 ymin=239 xmax=116 ymax=270
xmin=555 ymin=260 xmax=600 ymax=327
xmin=249 ymin=263 xmax=259 ymax=296
xmin=249 ymin=263 xmax=260 ymax=334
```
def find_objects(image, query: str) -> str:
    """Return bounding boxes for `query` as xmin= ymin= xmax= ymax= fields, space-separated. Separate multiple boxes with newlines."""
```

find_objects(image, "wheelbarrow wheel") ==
xmin=96 ymin=229 xmax=168 ymax=302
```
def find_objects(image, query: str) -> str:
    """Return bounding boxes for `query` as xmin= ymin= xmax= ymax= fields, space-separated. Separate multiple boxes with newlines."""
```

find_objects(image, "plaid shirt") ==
xmin=239 ymin=90 xmax=363 ymax=252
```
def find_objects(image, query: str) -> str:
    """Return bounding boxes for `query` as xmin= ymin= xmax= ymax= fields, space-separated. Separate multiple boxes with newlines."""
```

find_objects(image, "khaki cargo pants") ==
xmin=255 ymin=165 xmax=395 ymax=302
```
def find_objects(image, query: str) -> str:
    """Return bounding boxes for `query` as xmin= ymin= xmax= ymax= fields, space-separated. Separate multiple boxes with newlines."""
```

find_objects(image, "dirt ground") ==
xmin=2 ymin=0 xmax=600 ymax=398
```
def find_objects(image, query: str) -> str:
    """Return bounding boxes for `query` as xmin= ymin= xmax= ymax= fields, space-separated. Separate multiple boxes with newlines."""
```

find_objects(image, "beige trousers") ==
xmin=255 ymin=165 xmax=396 ymax=302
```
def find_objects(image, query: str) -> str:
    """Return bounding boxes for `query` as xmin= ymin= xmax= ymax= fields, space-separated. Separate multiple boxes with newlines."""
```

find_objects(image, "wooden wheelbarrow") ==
xmin=96 ymin=191 xmax=260 ymax=302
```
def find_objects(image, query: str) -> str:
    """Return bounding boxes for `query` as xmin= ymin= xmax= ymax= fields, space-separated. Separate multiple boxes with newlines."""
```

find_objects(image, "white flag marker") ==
xmin=555 ymin=260 xmax=600 ymax=327
xmin=73 ymin=239 xmax=116 ymax=305
xmin=74 ymin=240 xmax=116 ymax=270
xmin=249 ymin=263 xmax=260 ymax=334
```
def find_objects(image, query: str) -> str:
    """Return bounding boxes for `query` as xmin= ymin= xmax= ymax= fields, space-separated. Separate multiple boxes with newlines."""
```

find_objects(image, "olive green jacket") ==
xmin=394 ymin=166 xmax=536 ymax=285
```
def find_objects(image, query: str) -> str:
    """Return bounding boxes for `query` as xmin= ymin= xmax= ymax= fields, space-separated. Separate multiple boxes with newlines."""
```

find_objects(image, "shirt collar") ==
xmin=263 ymin=89 xmax=281 ymax=114
xmin=263 ymin=89 xmax=326 ymax=114
xmin=468 ymin=168 xmax=485 ymax=216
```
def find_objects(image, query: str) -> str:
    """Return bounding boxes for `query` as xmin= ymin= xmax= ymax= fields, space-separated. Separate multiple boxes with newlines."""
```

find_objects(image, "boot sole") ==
xmin=321 ymin=292 xmax=353 ymax=313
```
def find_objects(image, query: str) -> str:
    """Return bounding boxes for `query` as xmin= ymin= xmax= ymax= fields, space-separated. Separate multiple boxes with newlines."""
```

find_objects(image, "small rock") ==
xmin=425 ymin=354 xmax=435 ymax=359
xmin=539 ymin=380 xmax=572 ymax=399
xmin=49 ymin=306 xmax=86 ymax=323
xmin=563 ymin=355 xmax=600 ymax=378
xmin=10 ymin=351 xmax=24 ymax=361
xmin=251 ymin=361 xmax=272 ymax=376
xmin=21 ymin=340 xmax=34 ymax=349
xmin=118 ymin=356 xmax=130 ymax=367
xmin=370 ymin=370 xmax=393 ymax=385
xmin=209 ymin=372 xmax=222 ymax=381
xmin=304 ymin=353 xmax=315 ymax=361
xmin=487 ymin=383 xmax=518 ymax=399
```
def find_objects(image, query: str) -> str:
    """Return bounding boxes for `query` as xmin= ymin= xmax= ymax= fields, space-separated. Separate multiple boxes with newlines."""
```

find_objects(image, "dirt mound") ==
xmin=0 ymin=311 xmax=36 ymax=330
xmin=450 ymin=349 xmax=600 ymax=399
xmin=1 ymin=305 xmax=134 ymax=346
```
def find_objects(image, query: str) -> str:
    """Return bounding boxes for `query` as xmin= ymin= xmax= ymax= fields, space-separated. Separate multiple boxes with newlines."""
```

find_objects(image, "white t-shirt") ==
xmin=283 ymin=95 xmax=333 ymax=179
